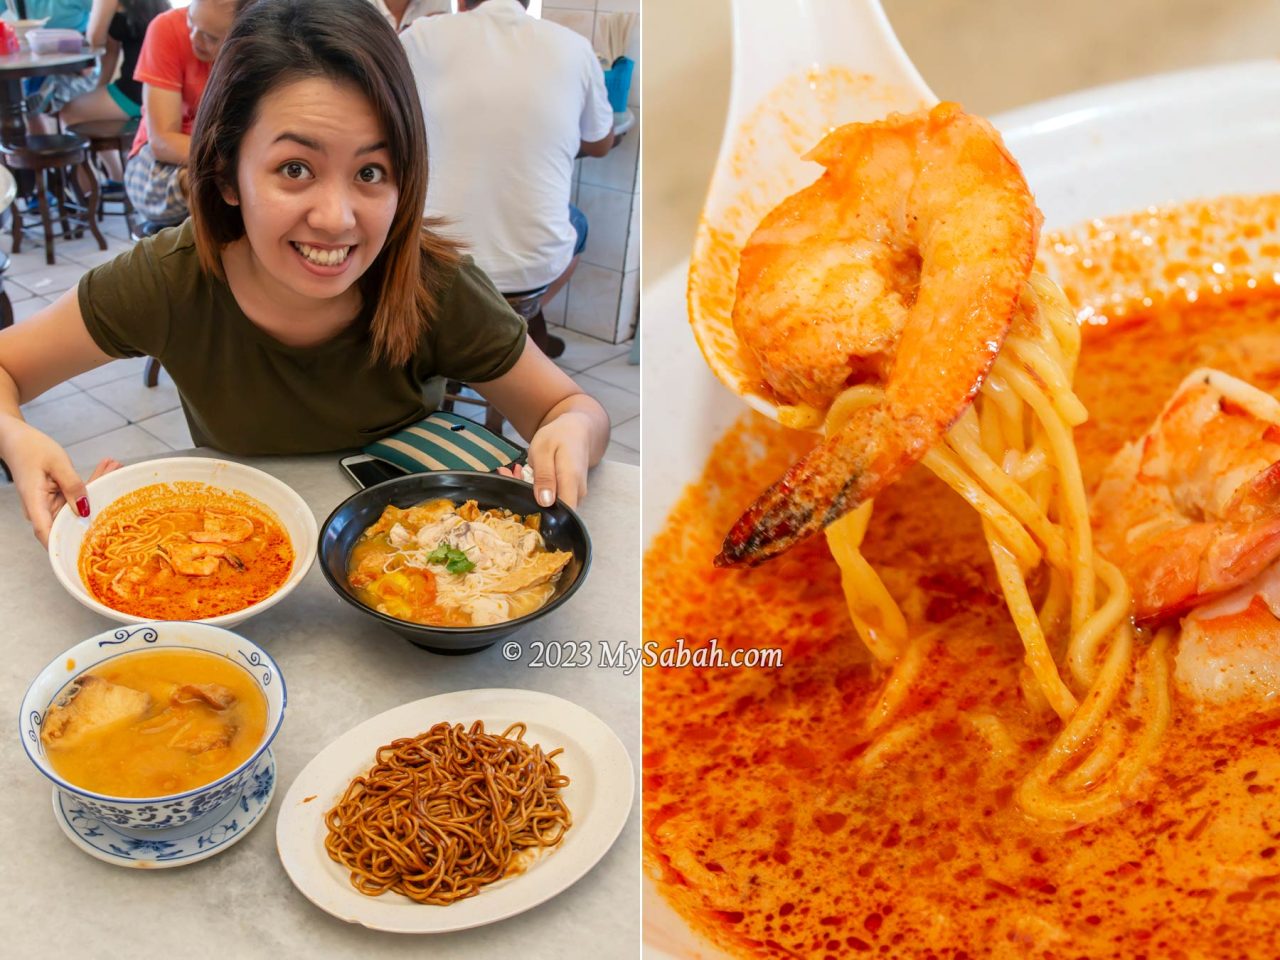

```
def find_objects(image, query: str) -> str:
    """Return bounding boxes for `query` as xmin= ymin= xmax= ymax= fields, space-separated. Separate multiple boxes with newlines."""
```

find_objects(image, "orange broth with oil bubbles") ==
xmin=646 ymin=198 xmax=1280 ymax=959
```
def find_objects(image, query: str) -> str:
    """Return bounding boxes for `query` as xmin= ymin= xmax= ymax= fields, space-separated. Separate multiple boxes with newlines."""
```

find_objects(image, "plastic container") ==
xmin=602 ymin=56 xmax=634 ymax=112
xmin=26 ymin=28 xmax=83 ymax=55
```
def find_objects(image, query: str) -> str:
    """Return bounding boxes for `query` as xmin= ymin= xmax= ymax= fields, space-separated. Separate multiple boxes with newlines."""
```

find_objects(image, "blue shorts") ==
xmin=569 ymin=203 xmax=587 ymax=256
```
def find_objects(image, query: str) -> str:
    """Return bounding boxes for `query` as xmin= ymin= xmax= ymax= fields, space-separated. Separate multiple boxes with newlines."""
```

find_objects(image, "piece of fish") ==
xmin=40 ymin=675 xmax=152 ymax=751
xmin=171 ymin=683 xmax=237 ymax=711
xmin=169 ymin=718 xmax=237 ymax=754
xmin=494 ymin=550 xmax=572 ymax=592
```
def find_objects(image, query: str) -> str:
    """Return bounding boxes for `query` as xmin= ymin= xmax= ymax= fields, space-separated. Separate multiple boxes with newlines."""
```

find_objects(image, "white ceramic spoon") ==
xmin=646 ymin=10 xmax=936 ymax=956
xmin=688 ymin=0 xmax=937 ymax=426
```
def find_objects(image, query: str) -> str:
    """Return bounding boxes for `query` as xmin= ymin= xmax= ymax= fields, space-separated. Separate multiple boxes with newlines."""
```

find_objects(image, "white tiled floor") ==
xmin=1 ymin=225 xmax=640 ymax=483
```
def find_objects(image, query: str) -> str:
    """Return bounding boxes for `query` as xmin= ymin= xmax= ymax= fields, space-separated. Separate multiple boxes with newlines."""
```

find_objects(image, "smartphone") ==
xmin=339 ymin=454 xmax=410 ymax=490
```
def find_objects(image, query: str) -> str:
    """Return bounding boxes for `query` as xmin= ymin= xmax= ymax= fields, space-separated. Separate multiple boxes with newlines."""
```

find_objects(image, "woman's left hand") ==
xmin=497 ymin=410 xmax=595 ymax=508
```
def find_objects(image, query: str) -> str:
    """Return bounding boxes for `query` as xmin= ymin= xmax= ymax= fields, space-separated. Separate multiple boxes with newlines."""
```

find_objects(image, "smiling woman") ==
xmin=199 ymin=78 xmax=406 ymax=353
xmin=0 ymin=0 xmax=610 ymax=546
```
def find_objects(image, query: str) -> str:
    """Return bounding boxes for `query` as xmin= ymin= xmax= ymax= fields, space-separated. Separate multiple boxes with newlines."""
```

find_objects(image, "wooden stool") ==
xmin=0 ymin=222 xmax=11 ymax=480
xmin=504 ymin=285 xmax=563 ymax=359
xmin=0 ymin=248 xmax=14 ymax=330
xmin=66 ymin=117 xmax=140 ymax=235
xmin=440 ymin=382 xmax=508 ymax=436
xmin=0 ymin=164 xmax=12 ymax=328
xmin=1 ymin=134 xmax=108 ymax=266
xmin=440 ymin=287 xmax=553 ymax=438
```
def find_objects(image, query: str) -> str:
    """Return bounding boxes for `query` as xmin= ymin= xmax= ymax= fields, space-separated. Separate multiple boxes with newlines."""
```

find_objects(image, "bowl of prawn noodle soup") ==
xmin=48 ymin=457 xmax=318 ymax=629
xmin=644 ymin=63 xmax=1280 ymax=960
xmin=318 ymin=471 xmax=591 ymax=653
xmin=20 ymin=621 xmax=286 ymax=833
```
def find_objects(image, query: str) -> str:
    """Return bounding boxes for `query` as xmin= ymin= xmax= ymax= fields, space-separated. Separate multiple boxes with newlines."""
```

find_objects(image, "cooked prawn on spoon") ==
xmin=717 ymin=102 xmax=1042 ymax=566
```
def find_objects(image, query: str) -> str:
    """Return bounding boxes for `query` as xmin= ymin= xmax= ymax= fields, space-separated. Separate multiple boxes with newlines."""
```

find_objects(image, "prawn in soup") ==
xmin=347 ymin=498 xmax=572 ymax=627
xmin=646 ymin=287 xmax=1280 ymax=959
xmin=648 ymin=184 xmax=1280 ymax=958
xmin=41 ymin=649 xmax=268 ymax=798
xmin=78 ymin=482 xmax=294 ymax=620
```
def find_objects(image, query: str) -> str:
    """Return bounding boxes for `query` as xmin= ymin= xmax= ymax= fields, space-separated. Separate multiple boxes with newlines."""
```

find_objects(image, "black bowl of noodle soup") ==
xmin=318 ymin=471 xmax=591 ymax=653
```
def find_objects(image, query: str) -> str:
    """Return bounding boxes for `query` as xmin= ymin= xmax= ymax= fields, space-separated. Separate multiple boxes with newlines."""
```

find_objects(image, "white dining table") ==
xmin=1 ymin=452 xmax=640 ymax=958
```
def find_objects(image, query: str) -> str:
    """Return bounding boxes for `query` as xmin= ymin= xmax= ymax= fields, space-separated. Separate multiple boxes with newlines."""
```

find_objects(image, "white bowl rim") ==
xmin=18 ymin=620 xmax=288 ymax=805
xmin=47 ymin=456 xmax=318 ymax=628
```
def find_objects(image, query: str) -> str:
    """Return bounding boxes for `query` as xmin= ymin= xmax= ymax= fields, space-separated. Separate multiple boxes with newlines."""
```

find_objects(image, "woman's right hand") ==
xmin=1 ymin=418 xmax=119 ymax=546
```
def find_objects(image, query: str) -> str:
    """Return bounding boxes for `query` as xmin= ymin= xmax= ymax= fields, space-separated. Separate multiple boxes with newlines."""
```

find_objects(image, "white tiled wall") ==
xmin=543 ymin=0 xmax=641 ymax=345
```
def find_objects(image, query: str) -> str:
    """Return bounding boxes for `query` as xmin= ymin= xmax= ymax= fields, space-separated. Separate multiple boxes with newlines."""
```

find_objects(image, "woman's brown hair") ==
xmin=187 ymin=0 xmax=460 ymax=367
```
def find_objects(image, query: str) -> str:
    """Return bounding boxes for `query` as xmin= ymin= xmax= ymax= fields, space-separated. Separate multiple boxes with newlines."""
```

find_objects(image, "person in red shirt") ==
xmin=123 ymin=0 xmax=245 ymax=228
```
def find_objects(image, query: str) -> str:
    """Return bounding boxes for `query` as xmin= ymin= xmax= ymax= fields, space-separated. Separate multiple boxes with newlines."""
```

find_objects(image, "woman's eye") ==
xmin=357 ymin=166 xmax=387 ymax=185
xmin=281 ymin=161 xmax=312 ymax=180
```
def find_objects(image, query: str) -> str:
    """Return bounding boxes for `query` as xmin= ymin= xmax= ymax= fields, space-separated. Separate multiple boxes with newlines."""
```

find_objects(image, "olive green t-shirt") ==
xmin=77 ymin=221 xmax=526 ymax=455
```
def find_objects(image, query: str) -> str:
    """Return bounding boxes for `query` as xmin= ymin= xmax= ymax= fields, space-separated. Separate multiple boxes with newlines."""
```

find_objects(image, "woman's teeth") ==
xmin=294 ymin=242 xmax=351 ymax=266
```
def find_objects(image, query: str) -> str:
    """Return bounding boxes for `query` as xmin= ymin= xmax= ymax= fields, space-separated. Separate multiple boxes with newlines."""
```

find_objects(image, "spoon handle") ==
xmin=691 ymin=0 xmax=938 ymax=426
xmin=728 ymin=0 xmax=936 ymax=122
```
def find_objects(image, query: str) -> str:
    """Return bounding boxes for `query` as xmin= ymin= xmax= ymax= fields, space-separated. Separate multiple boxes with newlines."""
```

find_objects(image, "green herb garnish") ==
xmin=426 ymin=542 xmax=475 ymax=575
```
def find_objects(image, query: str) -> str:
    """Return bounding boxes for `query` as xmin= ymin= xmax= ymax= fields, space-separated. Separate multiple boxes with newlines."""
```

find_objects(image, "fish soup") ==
xmin=41 ymin=648 xmax=268 ymax=798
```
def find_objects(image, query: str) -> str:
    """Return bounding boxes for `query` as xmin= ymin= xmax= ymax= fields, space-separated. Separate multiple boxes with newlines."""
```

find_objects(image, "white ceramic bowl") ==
xmin=19 ymin=621 xmax=287 ymax=832
xmin=47 ymin=457 xmax=318 ymax=628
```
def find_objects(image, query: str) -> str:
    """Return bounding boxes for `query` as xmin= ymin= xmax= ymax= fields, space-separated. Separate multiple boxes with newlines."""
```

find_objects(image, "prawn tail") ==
xmin=715 ymin=409 xmax=907 ymax=567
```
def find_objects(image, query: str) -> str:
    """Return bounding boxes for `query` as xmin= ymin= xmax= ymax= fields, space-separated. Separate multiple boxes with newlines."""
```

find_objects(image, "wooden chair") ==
xmin=1 ymin=133 xmax=107 ymax=266
xmin=66 ymin=117 xmax=140 ymax=236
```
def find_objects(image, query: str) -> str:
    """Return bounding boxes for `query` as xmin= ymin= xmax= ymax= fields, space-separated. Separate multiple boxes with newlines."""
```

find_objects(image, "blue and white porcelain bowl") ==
xmin=19 ymin=621 xmax=287 ymax=832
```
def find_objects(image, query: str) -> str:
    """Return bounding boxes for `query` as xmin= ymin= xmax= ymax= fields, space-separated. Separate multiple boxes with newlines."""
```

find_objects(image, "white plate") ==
xmin=276 ymin=688 xmax=634 ymax=934
xmin=52 ymin=749 xmax=277 ymax=869
xmin=642 ymin=59 xmax=1280 ymax=959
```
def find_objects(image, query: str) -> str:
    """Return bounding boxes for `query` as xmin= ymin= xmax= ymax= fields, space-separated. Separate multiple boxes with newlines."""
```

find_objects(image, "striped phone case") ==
xmin=362 ymin=412 xmax=525 ymax=474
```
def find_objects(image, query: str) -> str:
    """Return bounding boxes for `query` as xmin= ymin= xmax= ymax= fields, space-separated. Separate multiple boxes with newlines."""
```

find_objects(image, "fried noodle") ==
xmin=323 ymin=721 xmax=572 ymax=905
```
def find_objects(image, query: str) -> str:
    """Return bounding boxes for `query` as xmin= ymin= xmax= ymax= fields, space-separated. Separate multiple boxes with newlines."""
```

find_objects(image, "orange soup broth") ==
xmin=644 ymin=290 xmax=1280 ymax=960
xmin=347 ymin=534 xmax=459 ymax=627
xmin=47 ymin=649 xmax=268 ymax=798
xmin=79 ymin=483 xmax=293 ymax=620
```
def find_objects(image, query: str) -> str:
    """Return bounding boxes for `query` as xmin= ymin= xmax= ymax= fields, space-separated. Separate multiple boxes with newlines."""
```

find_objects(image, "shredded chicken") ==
xmin=357 ymin=499 xmax=571 ymax=626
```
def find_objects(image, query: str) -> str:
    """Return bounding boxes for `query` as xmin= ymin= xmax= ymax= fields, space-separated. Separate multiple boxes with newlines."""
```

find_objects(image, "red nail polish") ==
xmin=76 ymin=497 xmax=90 ymax=518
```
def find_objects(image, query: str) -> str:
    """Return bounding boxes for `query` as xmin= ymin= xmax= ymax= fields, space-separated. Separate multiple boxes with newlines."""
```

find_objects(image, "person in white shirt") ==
xmin=369 ymin=0 xmax=449 ymax=32
xmin=401 ymin=0 xmax=615 ymax=357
